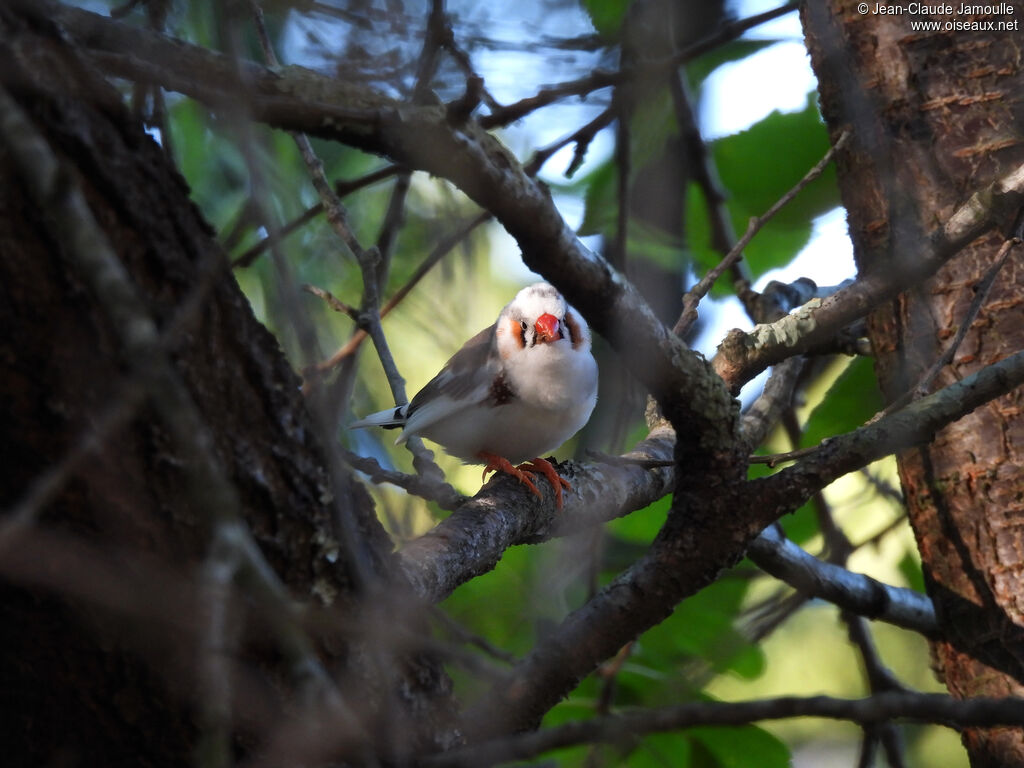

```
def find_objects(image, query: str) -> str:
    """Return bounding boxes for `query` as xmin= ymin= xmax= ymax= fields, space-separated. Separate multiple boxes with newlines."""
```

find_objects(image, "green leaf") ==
xmin=582 ymin=0 xmax=632 ymax=38
xmin=714 ymin=95 xmax=835 ymax=227
xmin=779 ymin=499 xmax=821 ymax=546
xmin=689 ymin=724 xmax=790 ymax=768
xmin=725 ymin=643 xmax=766 ymax=680
xmin=687 ymin=94 xmax=841 ymax=289
xmin=628 ymin=732 xmax=693 ymax=766
xmin=801 ymin=357 xmax=883 ymax=449
xmin=899 ymin=550 xmax=927 ymax=593
xmin=577 ymin=160 xmax=617 ymax=237
xmin=606 ymin=494 xmax=671 ymax=545
xmin=633 ymin=575 xmax=761 ymax=678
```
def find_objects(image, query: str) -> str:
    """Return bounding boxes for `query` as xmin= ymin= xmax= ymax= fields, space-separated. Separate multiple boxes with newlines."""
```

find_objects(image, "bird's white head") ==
xmin=494 ymin=282 xmax=591 ymax=361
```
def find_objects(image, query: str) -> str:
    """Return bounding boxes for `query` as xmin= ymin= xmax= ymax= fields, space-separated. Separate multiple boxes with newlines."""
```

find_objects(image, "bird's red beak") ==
xmin=534 ymin=313 xmax=560 ymax=343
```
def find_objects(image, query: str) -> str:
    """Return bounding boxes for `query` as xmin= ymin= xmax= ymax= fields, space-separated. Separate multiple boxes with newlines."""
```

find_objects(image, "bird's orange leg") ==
xmin=479 ymin=452 xmax=541 ymax=499
xmin=479 ymin=452 xmax=571 ymax=509
xmin=519 ymin=458 xmax=571 ymax=510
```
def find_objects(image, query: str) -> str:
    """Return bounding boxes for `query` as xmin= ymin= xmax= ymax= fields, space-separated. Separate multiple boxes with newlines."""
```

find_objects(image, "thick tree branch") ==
xmin=749 ymin=526 xmax=937 ymax=636
xmin=396 ymin=425 xmax=676 ymax=603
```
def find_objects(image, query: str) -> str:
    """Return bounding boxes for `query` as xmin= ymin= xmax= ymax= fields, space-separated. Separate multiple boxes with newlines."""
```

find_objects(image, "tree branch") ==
xmin=396 ymin=424 xmax=676 ymax=603
xmin=754 ymin=347 xmax=1024 ymax=514
xmin=423 ymin=692 xmax=1024 ymax=768
xmin=713 ymin=162 xmax=1024 ymax=392
xmin=748 ymin=526 xmax=937 ymax=636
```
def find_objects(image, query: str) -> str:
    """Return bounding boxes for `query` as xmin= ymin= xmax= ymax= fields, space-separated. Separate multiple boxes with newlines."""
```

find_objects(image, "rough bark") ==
xmin=0 ymin=8 xmax=424 ymax=765
xmin=803 ymin=2 xmax=1024 ymax=765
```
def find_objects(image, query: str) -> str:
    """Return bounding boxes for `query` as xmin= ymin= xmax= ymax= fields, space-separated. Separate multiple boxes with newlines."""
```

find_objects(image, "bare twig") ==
xmin=748 ymin=444 xmax=823 ymax=467
xmin=524 ymin=107 xmax=615 ymax=178
xmin=739 ymin=358 xmax=804 ymax=451
xmin=782 ymin=400 xmax=909 ymax=764
xmin=341 ymin=449 xmax=466 ymax=511
xmin=195 ymin=524 xmax=243 ymax=768
xmin=478 ymin=2 xmax=799 ymax=129
xmin=248 ymin=0 xmax=440 ymax=575
xmin=669 ymin=68 xmax=751 ymax=322
xmin=232 ymin=166 xmax=402 ymax=268
xmin=312 ymin=212 xmax=491 ymax=373
xmin=610 ymin=98 xmax=630 ymax=270
xmin=303 ymin=284 xmax=360 ymax=320
xmin=430 ymin=607 xmax=517 ymax=665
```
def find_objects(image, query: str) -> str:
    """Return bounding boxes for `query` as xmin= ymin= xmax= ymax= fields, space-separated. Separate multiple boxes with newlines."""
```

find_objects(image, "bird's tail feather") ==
xmin=349 ymin=405 xmax=409 ymax=430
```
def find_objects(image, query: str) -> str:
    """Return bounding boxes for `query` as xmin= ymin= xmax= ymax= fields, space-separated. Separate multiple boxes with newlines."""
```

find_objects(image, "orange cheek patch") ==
xmin=498 ymin=318 xmax=524 ymax=359
xmin=509 ymin=317 xmax=526 ymax=349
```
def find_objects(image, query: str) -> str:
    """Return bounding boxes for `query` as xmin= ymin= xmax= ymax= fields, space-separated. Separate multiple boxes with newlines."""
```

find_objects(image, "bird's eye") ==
xmin=520 ymin=320 xmax=528 ymax=331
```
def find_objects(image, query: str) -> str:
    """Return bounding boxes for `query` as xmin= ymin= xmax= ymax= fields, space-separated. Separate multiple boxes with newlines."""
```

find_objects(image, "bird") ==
xmin=350 ymin=282 xmax=598 ymax=508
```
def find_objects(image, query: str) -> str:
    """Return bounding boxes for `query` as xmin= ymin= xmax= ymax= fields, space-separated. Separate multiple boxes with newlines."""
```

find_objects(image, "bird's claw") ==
xmin=479 ymin=452 xmax=570 ymax=509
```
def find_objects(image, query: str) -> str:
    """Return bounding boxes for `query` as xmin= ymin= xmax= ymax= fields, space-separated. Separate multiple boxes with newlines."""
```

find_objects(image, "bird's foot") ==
xmin=519 ymin=458 xmax=571 ymax=510
xmin=479 ymin=453 xmax=570 ymax=509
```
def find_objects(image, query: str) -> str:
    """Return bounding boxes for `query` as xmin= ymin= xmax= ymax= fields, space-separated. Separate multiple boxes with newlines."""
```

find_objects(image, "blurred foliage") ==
xmin=683 ymin=94 xmax=839 ymax=286
xmin=800 ymin=356 xmax=884 ymax=449
xmin=581 ymin=0 xmax=632 ymax=38
xmin=129 ymin=0 xmax=962 ymax=763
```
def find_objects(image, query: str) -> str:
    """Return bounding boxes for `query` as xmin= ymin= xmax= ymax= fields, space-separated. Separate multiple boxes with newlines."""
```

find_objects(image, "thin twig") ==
xmin=195 ymin=525 xmax=243 ymax=768
xmin=739 ymin=358 xmax=804 ymax=452
xmin=781 ymin=410 xmax=909 ymax=763
xmin=430 ymin=607 xmax=517 ymax=665
xmin=312 ymin=212 xmax=491 ymax=373
xmin=595 ymin=642 xmax=634 ymax=715
xmin=341 ymin=449 xmax=466 ymax=511
xmin=610 ymin=99 xmax=630 ymax=270
xmin=524 ymin=106 xmax=615 ymax=178
xmin=232 ymin=166 xmax=403 ymax=268
xmin=245 ymin=2 xmax=412 ymax=590
xmin=303 ymin=284 xmax=360 ymax=320
xmin=478 ymin=2 xmax=799 ymax=129
xmin=748 ymin=444 xmax=824 ymax=467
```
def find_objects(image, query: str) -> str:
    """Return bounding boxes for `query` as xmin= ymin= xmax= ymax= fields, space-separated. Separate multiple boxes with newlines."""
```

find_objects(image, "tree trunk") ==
xmin=0 ymin=8 xmax=437 ymax=765
xmin=803 ymin=2 xmax=1024 ymax=764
